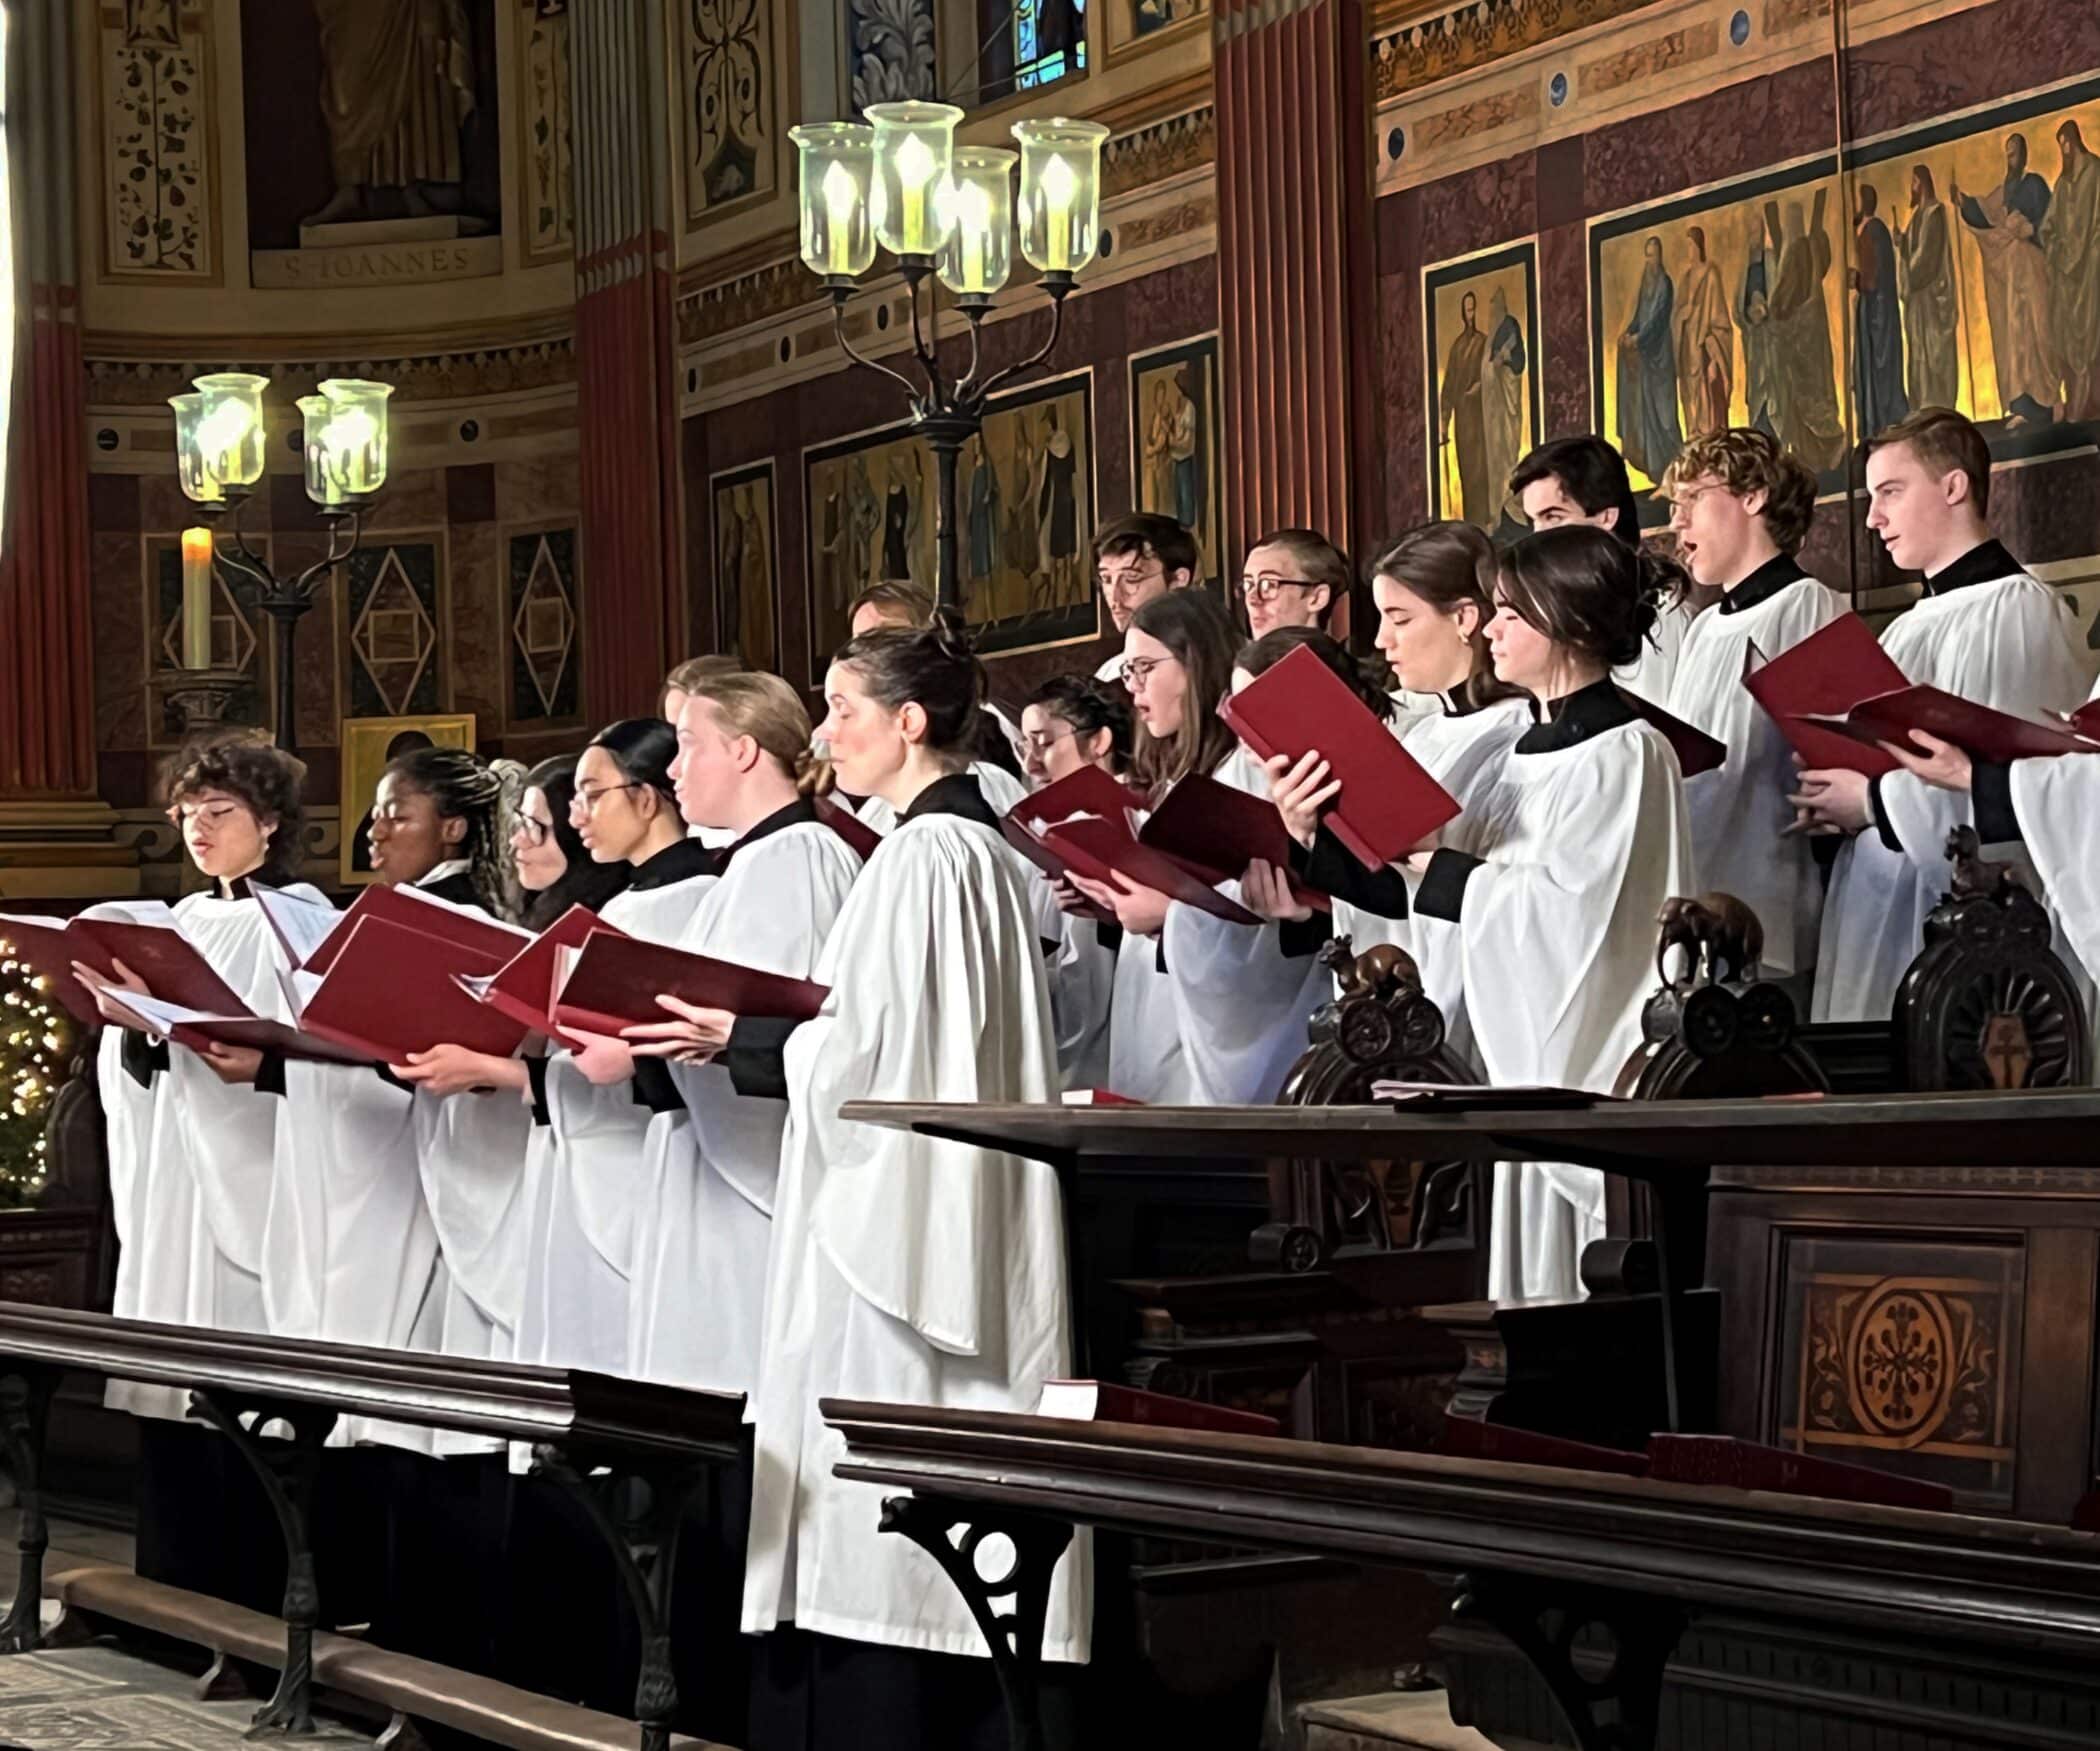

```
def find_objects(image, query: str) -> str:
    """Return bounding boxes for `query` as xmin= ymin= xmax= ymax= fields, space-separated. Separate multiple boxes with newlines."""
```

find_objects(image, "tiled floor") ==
xmin=0 ymin=1514 xmax=374 ymax=1751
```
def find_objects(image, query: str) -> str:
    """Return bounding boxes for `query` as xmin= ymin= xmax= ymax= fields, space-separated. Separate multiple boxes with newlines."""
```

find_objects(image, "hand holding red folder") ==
xmin=460 ymin=903 xmax=624 ymax=1035
xmin=551 ymin=931 xmax=829 ymax=1040
xmin=1218 ymin=643 xmax=1459 ymax=870
xmin=1002 ymin=767 xmax=1150 ymax=922
xmin=1742 ymin=612 xmax=1910 ymax=778
xmin=1045 ymin=816 xmax=1262 ymax=926
xmin=1798 ymin=685 xmax=2100 ymax=767
xmin=1139 ymin=773 xmax=1328 ymax=911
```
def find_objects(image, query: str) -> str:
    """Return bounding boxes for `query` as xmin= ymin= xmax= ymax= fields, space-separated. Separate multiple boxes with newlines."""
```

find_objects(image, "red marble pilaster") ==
xmin=1216 ymin=0 xmax=1378 ymax=570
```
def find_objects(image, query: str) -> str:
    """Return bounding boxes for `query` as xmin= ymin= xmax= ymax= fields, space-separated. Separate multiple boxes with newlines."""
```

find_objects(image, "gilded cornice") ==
xmin=675 ymin=101 xmax=1217 ymax=350
xmin=83 ymin=339 xmax=577 ymax=407
xmin=1372 ymin=0 xmax=1669 ymax=101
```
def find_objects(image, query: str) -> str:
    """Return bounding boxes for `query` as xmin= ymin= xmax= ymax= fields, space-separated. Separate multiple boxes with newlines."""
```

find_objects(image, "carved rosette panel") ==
xmin=1776 ymin=1237 xmax=2021 ymax=1509
xmin=520 ymin=0 xmax=576 ymax=262
xmin=102 ymin=0 xmax=215 ymax=279
xmin=684 ymin=0 xmax=776 ymax=227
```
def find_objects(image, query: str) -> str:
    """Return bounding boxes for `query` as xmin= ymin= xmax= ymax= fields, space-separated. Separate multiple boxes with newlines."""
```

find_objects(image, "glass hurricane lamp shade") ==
xmin=866 ymin=101 xmax=963 ymax=258
xmin=168 ymin=393 xmax=223 ymax=504
xmin=790 ymin=122 xmax=880 ymax=280
xmin=1012 ymin=118 xmax=1110 ymax=277
xmin=936 ymin=148 xmax=1017 ymax=298
xmin=187 ymin=372 xmax=271 ymax=493
xmin=302 ymin=378 xmax=393 ymax=506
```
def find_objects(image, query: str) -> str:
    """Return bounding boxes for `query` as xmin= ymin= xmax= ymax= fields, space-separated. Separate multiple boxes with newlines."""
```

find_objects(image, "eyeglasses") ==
xmin=572 ymin=781 xmax=644 ymax=814
xmin=1119 ymin=655 xmax=1175 ymax=690
xmin=1240 ymin=573 xmax=1317 ymax=602
xmin=1020 ymin=726 xmax=1078 ymax=758
xmin=1096 ymin=562 xmax=1162 ymax=602
xmin=511 ymin=811 xmax=552 ymax=848
xmin=167 ymin=800 xmax=243 ymax=830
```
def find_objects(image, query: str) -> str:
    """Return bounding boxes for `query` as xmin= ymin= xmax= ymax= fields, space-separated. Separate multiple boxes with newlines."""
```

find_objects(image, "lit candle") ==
xmin=1040 ymin=152 xmax=1077 ymax=272
xmin=180 ymin=527 xmax=213 ymax=670
xmin=194 ymin=399 xmax=253 ymax=496
xmin=959 ymin=178 xmax=991 ymax=291
xmin=822 ymin=158 xmax=859 ymax=275
xmin=896 ymin=132 xmax=934 ymax=250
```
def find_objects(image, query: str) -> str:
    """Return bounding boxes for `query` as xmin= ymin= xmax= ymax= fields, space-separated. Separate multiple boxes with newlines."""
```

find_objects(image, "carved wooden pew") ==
xmin=0 ymin=1304 xmax=741 ymax=1751
xmin=836 ymin=1087 xmax=2100 ymax=1750
xmin=822 ymin=1400 xmax=2100 ymax=1751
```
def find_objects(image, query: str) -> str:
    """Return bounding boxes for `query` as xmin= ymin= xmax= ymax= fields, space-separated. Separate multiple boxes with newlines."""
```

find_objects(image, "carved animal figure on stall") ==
xmin=1654 ymin=891 xmax=1766 ymax=991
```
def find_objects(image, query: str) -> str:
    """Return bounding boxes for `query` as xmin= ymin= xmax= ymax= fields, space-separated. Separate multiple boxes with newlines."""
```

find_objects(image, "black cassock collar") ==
xmin=628 ymin=837 xmax=720 ymax=892
xmin=1515 ymin=677 xmax=1638 ymax=755
xmin=720 ymin=797 xmax=822 ymax=866
xmin=899 ymin=771 xmax=1001 ymax=831
xmin=1926 ymin=538 xmax=2022 ymax=597
xmin=1720 ymin=553 xmax=1810 ymax=615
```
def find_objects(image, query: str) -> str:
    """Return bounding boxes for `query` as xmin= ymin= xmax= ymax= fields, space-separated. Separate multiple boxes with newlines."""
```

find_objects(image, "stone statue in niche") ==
xmin=305 ymin=0 xmax=480 ymax=226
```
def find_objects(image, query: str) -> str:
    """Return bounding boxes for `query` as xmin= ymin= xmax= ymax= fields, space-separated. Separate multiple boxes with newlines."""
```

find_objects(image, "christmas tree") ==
xmin=0 ymin=939 xmax=73 ymax=1207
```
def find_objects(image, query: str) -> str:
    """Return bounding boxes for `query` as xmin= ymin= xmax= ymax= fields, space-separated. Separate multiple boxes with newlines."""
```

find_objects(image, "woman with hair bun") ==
xmin=1022 ymin=673 xmax=1133 ymax=1091
xmin=510 ymin=717 xmax=721 ymax=1374
xmin=1418 ymin=525 xmax=1695 ymax=1300
xmin=738 ymin=619 xmax=1088 ymax=1746
xmin=1253 ymin=521 xmax=1532 ymax=1068
xmin=257 ymin=745 xmax=522 ymax=1371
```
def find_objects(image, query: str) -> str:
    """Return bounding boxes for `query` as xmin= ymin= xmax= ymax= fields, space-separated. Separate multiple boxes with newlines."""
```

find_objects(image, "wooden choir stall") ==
xmin=825 ymin=832 xmax=2100 ymax=1750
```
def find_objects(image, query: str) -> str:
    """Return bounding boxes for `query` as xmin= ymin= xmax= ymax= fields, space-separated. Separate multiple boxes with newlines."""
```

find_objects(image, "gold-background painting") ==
xmin=1425 ymin=245 xmax=1538 ymax=533
xmin=803 ymin=372 xmax=1098 ymax=666
xmin=339 ymin=713 xmax=476 ymax=886
xmin=710 ymin=461 xmax=780 ymax=676
xmin=1104 ymin=0 xmax=1209 ymax=61
xmin=1592 ymin=86 xmax=2100 ymax=493
xmin=1130 ymin=335 xmax=1223 ymax=585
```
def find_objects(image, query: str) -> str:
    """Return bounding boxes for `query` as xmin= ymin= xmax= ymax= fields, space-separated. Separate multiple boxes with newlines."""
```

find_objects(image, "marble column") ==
xmin=1214 ymin=0 xmax=1378 ymax=580
xmin=570 ymin=0 xmax=685 ymax=721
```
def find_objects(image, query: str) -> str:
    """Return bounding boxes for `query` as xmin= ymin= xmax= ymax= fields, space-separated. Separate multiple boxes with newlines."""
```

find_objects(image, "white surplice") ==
xmin=1669 ymin=572 xmax=1847 ymax=977
xmin=851 ymin=761 xmax=1027 ymax=835
xmin=2002 ymin=673 xmax=2100 ymax=1002
xmin=626 ymin=819 xmax=861 ymax=1395
xmin=1815 ymin=568 xmax=2088 ymax=1022
xmin=1330 ymin=696 xmax=1533 ymax=1071
xmin=1045 ymin=910 xmax=1118 ymax=1091
xmin=104 ymin=886 xmax=326 ymax=1416
xmin=513 ymin=866 xmax=716 ymax=1374
xmin=1440 ymin=713 xmax=1695 ymax=1302
xmin=742 ymin=810 xmax=1089 ymax=1663
xmin=1158 ymin=748 xmax=1334 ymax=1105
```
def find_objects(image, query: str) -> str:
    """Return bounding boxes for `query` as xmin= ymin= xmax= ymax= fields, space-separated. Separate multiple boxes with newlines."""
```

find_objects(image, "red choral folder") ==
xmin=1644 ymin=1434 xmax=1954 ymax=1513
xmin=74 ymin=918 xmax=248 ymax=1017
xmin=0 ymin=913 xmax=141 ymax=1027
xmin=467 ymin=904 xmax=623 ymax=1035
xmin=1217 ymin=642 xmax=1459 ymax=871
xmin=550 ymin=931 xmax=830 ymax=1038
xmin=296 ymin=915 xmax=528 ymax=1063
xmin=304 ymin=881 xmax=530 ymax=978
xmin=1139 ymin=773 xmax=1329 ymax=912
xmin=1795 ymin=686 xmax=2100 ymax=766
xmin=810 ymin=796 xmax=883 ymax=861
xmin=99 ymin=993 xmax=372 ymax=1068
xmin=1001 ymin=767 xmax=1152 ymax=922
xmin=1742 ymin=612 xmax=1910 ymax=778
xmin=1613 ymin=686 xmax=1727 ymax=778
xmin=1034 ymin=1380 xmax=1283 ymax=1437
xmin=1040 ymin=815 xmax=1261 ymax=926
